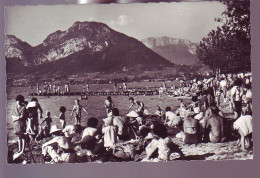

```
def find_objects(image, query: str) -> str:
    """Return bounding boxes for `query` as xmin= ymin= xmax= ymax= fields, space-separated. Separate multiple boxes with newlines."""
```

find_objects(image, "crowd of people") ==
xmin=10 ymin=72 xmax=253 ymax=163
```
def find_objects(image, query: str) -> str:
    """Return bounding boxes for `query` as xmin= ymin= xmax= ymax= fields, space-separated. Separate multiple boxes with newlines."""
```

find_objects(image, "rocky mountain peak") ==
xmin=6 ymin=21 xmax=172 ymax=75
xmin=141 ymin=36 xmax=198 ymax=65
xmin=5 ymin=35 xmax=32 ymax=64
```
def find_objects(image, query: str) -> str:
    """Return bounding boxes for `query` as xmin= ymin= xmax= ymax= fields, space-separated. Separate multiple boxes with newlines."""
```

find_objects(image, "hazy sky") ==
xmin=5 ymin=2 xmax=225 ymax=46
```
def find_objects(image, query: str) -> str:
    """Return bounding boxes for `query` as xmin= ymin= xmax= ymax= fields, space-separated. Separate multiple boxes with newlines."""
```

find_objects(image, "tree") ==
xmin=196 ymin=0 xmax=250 ymax=74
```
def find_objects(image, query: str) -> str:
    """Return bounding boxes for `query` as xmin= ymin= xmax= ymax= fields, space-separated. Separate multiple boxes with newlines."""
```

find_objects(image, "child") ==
xmin=71 ymin=99 xmax=88 ymax=125
xmin=26 ymin=112 xmax=35 ymax=134
xmin=40 ymin=111 xmax=53 ymax=137
xmin=55 ymin=106 xmax=67 ymax=129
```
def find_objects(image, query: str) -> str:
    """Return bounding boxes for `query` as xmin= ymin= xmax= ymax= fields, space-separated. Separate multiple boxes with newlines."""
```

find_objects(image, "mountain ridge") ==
xmin=6 ymin=21 xmax=173 ymax=75
xmin=141 ymin=36 xmax=198 ymax=65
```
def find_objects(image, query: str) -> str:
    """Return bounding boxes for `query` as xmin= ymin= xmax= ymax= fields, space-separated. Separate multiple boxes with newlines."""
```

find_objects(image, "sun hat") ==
xmin=126 ymin=111 xmax=139 ymax=117
xmin=50 ymin=125 xmax=62 ymax=134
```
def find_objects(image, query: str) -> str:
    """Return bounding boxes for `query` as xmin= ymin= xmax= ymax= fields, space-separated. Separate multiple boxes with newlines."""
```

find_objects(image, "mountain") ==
xmin=6 ymin=21 xmax=172 ymax=75
xmin=5 ymin=35 xmax=35 ymax=73
xmin=141 ymin=37 xmax=198 ymax=65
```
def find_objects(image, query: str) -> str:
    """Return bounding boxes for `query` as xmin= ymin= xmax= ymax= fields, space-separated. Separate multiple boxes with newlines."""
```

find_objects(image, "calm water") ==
xmin=6 ymin=81 xmax=189 ymax=142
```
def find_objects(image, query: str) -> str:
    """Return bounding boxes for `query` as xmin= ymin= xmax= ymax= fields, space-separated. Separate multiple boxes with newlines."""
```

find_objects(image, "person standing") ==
xmin=104 ymin=96 xmax=114 ymax=114
xmin=12 ymin=95 xmax=27 ymax=160
xmin=71 ymin=99 xmax=88 ymax=125
xmin=86 ymin=83 xmax=90 ymax=92
xmin=123 ymin=82 xmax=127 ymax=91
xmin=55 ymin=106 xmax=67 ymax=129
xmin=231 ymin=79 xmax=244 ymax=119
xmin=26 ymin=97 xmax=43 ymax=134
xmin=114 ymin=82 xmax=118 ymax=92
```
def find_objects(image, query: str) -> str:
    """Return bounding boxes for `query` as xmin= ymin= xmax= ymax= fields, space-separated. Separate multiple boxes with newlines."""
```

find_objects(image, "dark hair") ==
xmin=192 ymin=96 xmax=198 ymax=102
xmin=137 ymin=111 xmax=144 ymax=117
xmin=15 ymin=95 xmax=24 ymax=103
xmin=210 ymin=102 xmax=217 ymax=107
xmin=234 ymin=79 xmax=243 ymax=87
xmin=165 ymin=106 xmax=171 ymax=112
xmin=107 ymin=96 xmax=112 ymax=102
xmin=47 ymin=112 xmax=51 ymax=116
xmin=112 ymin=108 xmax=119 ymax=116
xmin=87 ymin=117 xmax=98 ymax=128
xmin=129 ymin=97 xmax=134 ymax=101
xmin=153 ymin=124 xmax=168 ymax=138
xmin=31 ymin=97 xmax=38 ymax=102
xmin=139 ymin=127 xmax=151 ymax=138
xmin=245 ymin=84 xmax=251 ymax=90
xmin=211 ymin=106 xmax=219 ymax=115
xmin=59 ymin=106 xmax=66 ymax=113
xmin=74 ymin=125 xmax=82 ymax=134
xmin=245 ymin=109 xmax=252 ymax=116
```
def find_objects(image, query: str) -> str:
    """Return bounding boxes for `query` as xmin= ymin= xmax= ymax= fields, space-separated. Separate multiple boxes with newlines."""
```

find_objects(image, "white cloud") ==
xmin=109 ymin=15 xmax=133 ymax=27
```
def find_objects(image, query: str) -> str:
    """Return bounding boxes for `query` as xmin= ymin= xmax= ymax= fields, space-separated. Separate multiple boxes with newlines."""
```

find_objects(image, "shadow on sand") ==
xmin=178 ymin=153 xmax=215 ymax=161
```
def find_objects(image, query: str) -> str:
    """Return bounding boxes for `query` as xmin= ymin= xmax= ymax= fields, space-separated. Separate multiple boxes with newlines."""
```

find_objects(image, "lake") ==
xmin=6 ymin=81 xmax=191 ymax=142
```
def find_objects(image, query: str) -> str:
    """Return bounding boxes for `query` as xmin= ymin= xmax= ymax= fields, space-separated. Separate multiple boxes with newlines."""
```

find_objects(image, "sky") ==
xmin=5 ymin=1 xmax=226 ymax=46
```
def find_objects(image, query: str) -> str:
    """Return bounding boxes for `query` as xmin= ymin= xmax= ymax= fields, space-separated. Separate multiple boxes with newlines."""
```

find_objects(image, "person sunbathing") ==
xmin=203 ymin=106 xmax=225 ymax=143
xmin=178 ymin=116 xmax=200 ymax=144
